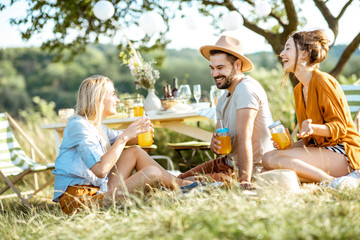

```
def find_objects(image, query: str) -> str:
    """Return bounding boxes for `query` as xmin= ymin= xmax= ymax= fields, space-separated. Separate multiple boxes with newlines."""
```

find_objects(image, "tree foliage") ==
xmin=3 ymin=0 xmax=360 ymax=85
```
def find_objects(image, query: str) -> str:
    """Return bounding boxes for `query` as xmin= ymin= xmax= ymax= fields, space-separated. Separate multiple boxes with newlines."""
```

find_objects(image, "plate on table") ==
xmin=158 ymin=104 xmax=193 ymax=114
xmin=144 ymin=110 xmax=159 ymax=116
xmin=158 ymin=110 xmax=178 ymax=115
xmin=190 ymin=102 xmax=211 ymax=109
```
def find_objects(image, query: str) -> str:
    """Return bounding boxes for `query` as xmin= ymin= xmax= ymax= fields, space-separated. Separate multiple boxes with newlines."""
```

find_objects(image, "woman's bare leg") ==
xmin=262 ymin=147 xmax=351 ymax=183
xmin=106 ymin=146 xmax=192 ymax=197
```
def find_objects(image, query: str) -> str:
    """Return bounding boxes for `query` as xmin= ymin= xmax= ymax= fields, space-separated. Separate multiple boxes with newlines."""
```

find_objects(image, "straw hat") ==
xmin=255 ymin=169 xmax=301 ymax=195
xmin=199 ymin=35 xmax=254 ymax=72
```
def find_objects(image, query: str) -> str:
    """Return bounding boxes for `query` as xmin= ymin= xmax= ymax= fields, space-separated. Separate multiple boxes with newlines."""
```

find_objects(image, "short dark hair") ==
xmin=209 ymin=50 xmax=237 ymax=65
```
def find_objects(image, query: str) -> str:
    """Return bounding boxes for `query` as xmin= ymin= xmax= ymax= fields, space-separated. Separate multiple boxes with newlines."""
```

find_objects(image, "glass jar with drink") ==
xmin=138 ymin=130 xmax=153 ymax=147
xmin=133 ymin=94 xmax=144 ymax=117
xmin=134 ymin=96 xmax=153 ymax=147
xmin=216 ymin=127 xmax=232 ymax=155
xmin=268 ymin=121 xmax=291 ymax=150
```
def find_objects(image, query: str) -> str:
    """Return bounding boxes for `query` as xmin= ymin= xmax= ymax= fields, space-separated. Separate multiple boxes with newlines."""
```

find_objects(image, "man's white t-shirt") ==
xmin=216 ymin=76 xmax=274 ymax=169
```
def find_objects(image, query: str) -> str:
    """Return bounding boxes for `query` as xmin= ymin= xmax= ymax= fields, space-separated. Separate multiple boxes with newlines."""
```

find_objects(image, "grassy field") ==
xmin=0 ymin=182 xmax=360 ymax=240
xmin=2 ymin=77 xmax=359 ymax=239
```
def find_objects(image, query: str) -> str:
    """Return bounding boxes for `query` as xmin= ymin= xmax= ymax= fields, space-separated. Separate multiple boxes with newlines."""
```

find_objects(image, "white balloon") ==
xmin=139 ymin=11 xmax=164 ymax=35
xmin=184 ymin=12 xmax=200 ymax=30
xmin=255 ymin=1 xmax=272 ymax=17
xmin=221 ymin=11 xmax=243 ymax=31
xmin=93 ymin=0 xmax=115 ymax=21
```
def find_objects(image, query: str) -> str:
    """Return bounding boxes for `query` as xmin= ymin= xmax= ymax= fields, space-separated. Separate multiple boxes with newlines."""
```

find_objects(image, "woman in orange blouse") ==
xmin=263 ymin=29 xmax=360 ymax=183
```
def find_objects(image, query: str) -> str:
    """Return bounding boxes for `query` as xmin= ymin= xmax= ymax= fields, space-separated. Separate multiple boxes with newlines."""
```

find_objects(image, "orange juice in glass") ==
xmin=138 ymin=131 xmax=153 ymax=147
xmin=268 ymin=121 xmax=291 ymax=150
xmin=216 ymin=128 xmax=232 ymax=155
xmin=134 ymin=95 xmax=144 ymax=117
xmin=133 ymin=105 xmax=144 ymax=117
xmin=136 ymin=94 xmax=152 ymax=147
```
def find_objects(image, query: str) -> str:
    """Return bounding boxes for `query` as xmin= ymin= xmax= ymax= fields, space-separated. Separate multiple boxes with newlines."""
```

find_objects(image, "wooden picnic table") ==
xmin=40 ymin=111 xmax=214 ymax=156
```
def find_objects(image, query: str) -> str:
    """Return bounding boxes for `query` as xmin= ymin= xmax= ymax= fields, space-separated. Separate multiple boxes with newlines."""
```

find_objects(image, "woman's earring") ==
xmin=301 ymin=61 xmax=307 ymax=67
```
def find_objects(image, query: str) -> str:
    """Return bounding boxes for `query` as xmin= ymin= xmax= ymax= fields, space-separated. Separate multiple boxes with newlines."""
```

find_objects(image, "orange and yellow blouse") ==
xmin=294 ymin=69 xmax=360 ymax=169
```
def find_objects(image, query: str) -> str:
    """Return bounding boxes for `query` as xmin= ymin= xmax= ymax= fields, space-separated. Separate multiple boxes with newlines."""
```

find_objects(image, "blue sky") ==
xmin=0 ymin=0 xmax=359 ymax=53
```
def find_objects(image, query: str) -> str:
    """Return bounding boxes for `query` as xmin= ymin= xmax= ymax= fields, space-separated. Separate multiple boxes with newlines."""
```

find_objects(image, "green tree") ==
xmin=0 ymin=60 xmax=31 ymax=116
xmin=3 ymin=0 xmax=359 ymax=85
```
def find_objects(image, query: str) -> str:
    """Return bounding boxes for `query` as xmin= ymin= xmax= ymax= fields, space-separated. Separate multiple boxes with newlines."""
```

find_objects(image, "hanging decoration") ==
xmin=93 ymin=0 xmax=115 ymax=21
xmin=139 ymin=11 xmax=164 ymax=35
xmin=221 ymin=11 xmax=243 ymax=31
xmin=254 ymin=1 xmax=272 ymax=17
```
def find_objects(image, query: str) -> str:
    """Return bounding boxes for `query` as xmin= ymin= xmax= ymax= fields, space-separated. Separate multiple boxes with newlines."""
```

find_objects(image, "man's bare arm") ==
xmin=236 ymin=108 xmax=258 ymax=182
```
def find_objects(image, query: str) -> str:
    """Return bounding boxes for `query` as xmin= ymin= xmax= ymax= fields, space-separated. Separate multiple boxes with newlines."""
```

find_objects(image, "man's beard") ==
xmin=214 ymin=68 xmax=237 ymax=89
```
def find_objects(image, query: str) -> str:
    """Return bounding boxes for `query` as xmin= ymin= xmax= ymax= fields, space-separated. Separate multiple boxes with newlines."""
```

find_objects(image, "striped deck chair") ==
xmin=0 ymin=112 xmax=55 ymax=207
xmin=342 ymin=85 xmax=360 ymax=133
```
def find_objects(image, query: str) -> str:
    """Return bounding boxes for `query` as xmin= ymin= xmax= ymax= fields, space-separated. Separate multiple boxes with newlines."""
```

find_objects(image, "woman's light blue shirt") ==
xmin=52 ymin=116 xmax=120 ymax=202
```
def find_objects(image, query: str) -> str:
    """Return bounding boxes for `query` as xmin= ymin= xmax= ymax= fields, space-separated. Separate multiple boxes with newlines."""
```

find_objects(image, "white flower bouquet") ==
xmin=120 ymin=48 xmax=159 ymax=90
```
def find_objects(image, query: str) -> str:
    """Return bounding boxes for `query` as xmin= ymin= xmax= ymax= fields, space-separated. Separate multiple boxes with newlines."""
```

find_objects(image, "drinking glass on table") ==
xmin=133 ymin=96 xmax=144 ymax=117
xmin=210 ymin=85 xmax=222 ymax=108
xmin=193 ymin=84 xmax=201 ymax=106
xmin=179 ymin=84 xmax=191 ymax=104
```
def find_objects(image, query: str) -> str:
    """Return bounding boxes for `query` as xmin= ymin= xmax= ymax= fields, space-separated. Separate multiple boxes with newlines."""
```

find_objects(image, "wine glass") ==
xmin=193 ymin=84 xmax=201 ymax=107
xmin=210 ymin=85 xmax=221 ymax=108
xmin=179 ymin=84 xmax=191 ymax=104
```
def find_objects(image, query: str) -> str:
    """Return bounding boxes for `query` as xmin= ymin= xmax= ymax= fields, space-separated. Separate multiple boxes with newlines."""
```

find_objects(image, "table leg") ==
xmin=203 ymin=149 xmax=214 ymax=161
xmin=54 ymin=130 xmax=62 ymax=156
xmin=161 ymin=122 xmax=212 ymax=142
xmin=175 ymin=150 xmax=192 ymax=170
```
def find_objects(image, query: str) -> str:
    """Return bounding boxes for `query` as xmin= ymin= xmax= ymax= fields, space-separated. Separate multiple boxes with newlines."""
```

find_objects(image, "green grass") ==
xmin=3 ymin=74 xmax=359 ymax=239
xmin=1 ymin=184 xmax=360 ymax=239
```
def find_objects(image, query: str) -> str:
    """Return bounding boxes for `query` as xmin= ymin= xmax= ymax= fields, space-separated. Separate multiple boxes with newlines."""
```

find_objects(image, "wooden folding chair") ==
xmin=0 ymin=112 xmax=55 ymax=207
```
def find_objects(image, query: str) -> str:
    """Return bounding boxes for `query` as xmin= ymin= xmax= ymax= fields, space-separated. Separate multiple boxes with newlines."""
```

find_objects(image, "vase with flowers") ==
xmin=121 ymin=46 xmax=161 ymax=113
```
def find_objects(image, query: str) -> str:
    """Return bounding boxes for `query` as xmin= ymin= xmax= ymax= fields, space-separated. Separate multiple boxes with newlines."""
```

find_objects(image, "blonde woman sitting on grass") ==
xmin=53 ymin=75 xmax=194 ymax=214
xmin=263 ymin=29 xmax=360 ymax=183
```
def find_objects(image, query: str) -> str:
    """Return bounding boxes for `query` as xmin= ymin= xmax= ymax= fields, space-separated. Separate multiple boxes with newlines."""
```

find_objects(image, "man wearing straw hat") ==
xmin=178 ymin=35 xmax=274 ymax=187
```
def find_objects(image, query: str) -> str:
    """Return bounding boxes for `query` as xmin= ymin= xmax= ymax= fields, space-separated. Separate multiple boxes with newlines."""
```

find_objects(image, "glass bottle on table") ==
xmin=163 ymin=86 xmax=168 ymax=100
xmin=172 ymin=78 xmax=180 ymax=99
xmin=167 ymin=84 xmax=173 ymax=99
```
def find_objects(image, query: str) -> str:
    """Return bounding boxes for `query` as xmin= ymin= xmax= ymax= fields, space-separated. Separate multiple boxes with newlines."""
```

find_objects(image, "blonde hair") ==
xmin=75 ymin=75 xmax=112 ymax=125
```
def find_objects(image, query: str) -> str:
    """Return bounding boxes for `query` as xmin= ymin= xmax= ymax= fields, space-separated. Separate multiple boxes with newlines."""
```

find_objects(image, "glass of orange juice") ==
xmin=138 ymin=131 xmax=153 ymax=147
xmin=268 ymin=121 xmax=291 ymax=150
xmin=133 ymin=95 xmax=144 ymax=117
xmin=215 ymin=128 xmax=232 ymax=155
